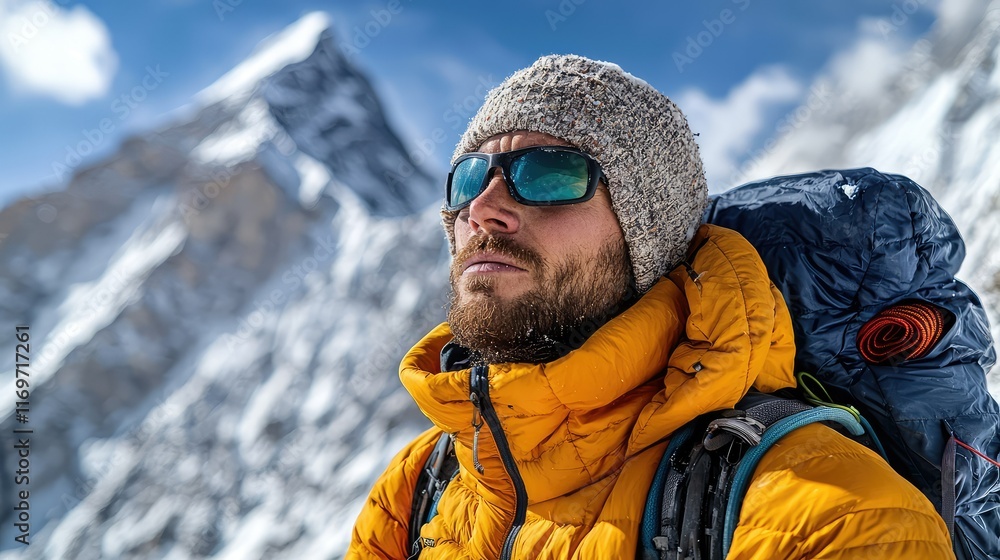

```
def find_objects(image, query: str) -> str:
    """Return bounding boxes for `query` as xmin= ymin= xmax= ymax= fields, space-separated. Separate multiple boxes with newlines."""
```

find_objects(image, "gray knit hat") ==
xmin=444 ymin=54 xmax=708 ymax=293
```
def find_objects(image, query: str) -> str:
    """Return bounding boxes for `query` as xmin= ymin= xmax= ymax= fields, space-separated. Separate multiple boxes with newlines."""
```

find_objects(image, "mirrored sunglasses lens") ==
xmin=450 ymin=157 xmax=488 ymax=207
xmin=510 ymin=150 xmax=589 ymax=202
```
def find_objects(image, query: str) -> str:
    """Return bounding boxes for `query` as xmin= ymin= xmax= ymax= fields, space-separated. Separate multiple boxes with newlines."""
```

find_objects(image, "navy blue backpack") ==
xmin=703 ymin=168 xmax=1000 ymax=559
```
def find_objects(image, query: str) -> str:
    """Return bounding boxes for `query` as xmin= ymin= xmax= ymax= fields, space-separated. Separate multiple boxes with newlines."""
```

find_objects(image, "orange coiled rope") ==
xmin=857 ymin=302 xmax=948 ymax=365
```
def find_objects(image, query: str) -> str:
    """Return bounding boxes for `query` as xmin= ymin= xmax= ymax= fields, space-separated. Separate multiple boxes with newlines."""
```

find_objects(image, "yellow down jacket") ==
xmin=347 ymin=224 xmax=953 ymax=559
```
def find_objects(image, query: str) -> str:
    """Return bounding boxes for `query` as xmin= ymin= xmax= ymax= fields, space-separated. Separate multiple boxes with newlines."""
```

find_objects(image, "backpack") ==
xmin=704 ymin=168 xmax=1000 ymax=559
xmin=408 ymin=168 xmax=1000 ymax=559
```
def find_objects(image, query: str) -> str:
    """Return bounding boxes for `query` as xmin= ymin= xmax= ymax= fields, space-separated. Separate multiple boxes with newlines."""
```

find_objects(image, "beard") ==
xmin=447 ymin=233 xmax=635 ymax=365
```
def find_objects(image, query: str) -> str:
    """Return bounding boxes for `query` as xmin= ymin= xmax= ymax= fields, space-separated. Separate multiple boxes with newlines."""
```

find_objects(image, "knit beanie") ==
xmin=443 ymin=54 xmax=708 ymax=294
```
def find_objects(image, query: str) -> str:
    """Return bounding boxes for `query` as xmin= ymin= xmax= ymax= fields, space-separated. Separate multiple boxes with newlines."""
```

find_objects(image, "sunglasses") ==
xmin=445 ymin=146 xmax=606 ymax=211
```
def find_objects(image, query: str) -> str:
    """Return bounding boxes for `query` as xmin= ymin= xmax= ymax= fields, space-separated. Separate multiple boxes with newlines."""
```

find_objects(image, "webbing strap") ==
xmin=407 ymin=433 xmax=457 ymax=558
xmin=640 ymin=395 xmax=817 ymax=559
xmin=639 ymin=423 xmax=695 ymax=560
xmin=721 ymin=407 xmax=867 ymax=557
xmin=942 ymin=435 xmax=957 ymax=540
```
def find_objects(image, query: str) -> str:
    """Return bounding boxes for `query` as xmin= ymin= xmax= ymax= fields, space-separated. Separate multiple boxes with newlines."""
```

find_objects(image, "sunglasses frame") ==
xmin=445 ymin=145 xmax=606 ymax=211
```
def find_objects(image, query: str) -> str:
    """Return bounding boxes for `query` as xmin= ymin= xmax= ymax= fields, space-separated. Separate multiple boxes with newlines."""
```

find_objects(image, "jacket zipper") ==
xmin=470 ymin=365 xmax=527 ymax=560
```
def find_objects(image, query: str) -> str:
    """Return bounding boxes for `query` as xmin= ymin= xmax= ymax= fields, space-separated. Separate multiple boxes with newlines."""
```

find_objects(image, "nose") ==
xmin=465 ymin=168 xmax=521 ymax=235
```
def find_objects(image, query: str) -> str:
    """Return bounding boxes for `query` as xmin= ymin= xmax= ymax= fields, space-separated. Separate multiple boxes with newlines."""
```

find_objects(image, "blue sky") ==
xmin=0 ymin=0 xmax=937 ymax=207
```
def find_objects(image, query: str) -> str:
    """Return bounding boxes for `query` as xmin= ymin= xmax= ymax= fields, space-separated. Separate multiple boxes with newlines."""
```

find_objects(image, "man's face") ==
xmin=447 ymin=130 xmax=633 ymax=364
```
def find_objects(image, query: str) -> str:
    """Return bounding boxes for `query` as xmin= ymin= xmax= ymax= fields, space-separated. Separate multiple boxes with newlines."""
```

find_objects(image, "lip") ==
xmin=462 ymin=252 xmax=528 ymax=275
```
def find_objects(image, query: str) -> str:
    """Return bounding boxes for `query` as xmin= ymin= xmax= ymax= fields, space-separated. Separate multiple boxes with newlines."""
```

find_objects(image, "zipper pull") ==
xmin=470 ymin=392 xmax=485 ymax=474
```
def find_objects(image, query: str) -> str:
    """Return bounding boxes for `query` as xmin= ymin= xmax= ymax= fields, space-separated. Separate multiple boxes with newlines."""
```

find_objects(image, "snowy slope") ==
xmin=0 ymin=13 xmax=445 ymax=558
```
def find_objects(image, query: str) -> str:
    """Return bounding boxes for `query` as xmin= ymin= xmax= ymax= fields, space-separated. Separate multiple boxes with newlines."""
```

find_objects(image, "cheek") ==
xmin=540 ymin=209 xmax=623 ymax=264
xmin=589 ymin=200 xmax=625 ymax=246
xmin=453 ymin=216 xmax=473 ymax=250
xmin=575 ymin=204 xmax=622 ymax=242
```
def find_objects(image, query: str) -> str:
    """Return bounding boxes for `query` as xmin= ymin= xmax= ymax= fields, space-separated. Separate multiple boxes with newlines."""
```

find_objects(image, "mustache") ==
xmin=453 ymin=234 xmax=544 ymax=271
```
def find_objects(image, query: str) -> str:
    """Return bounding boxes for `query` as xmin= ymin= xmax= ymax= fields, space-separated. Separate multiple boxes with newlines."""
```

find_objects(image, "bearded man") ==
xmin=347 ymin=55 xmax=952 ymax=559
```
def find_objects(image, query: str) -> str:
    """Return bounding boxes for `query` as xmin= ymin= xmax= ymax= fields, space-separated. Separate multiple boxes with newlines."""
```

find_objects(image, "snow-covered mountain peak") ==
xmin=197 ymin=11 xmax=333 ymax=105
xmin=186 ymin=12 xmax=438 ymax=216
xmin=0 ymin=13 xmax=447 ymax=556
xmin=259 ymin=28 xmax=439 ymax=216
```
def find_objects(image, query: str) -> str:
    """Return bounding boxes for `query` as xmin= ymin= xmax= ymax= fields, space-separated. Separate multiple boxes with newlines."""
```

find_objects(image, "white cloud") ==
xmin=735 ymin=17 xmax=920 ymax=182
xmin=675 ymin=65 xmax=803 ymax=192
xmin=0 ymin=0 xmax=118 ymax=104
xmin=829 ymin=18 xmax=910 ymax=104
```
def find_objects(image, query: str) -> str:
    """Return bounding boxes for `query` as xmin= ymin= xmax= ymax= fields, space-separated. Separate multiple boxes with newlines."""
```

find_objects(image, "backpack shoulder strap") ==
xmin=720 ymin=404 xmax=869 ymax=558
xmin=639 ymin=423 xmax=698 ymax=560
xmin=638 ymin=392 xmax=877 ymax=560
xmin=407 ymin=432 xmax=460 ymax=558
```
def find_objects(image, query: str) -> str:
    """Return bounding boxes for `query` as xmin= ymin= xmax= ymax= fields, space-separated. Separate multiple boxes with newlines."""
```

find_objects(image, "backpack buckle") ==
xmin=705 ymin=416 xmax=767 ymax=449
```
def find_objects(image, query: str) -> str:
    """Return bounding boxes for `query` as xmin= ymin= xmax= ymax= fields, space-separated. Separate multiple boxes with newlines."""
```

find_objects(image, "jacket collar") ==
xmin=399 ymin=278 xmax=687 ymax=501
